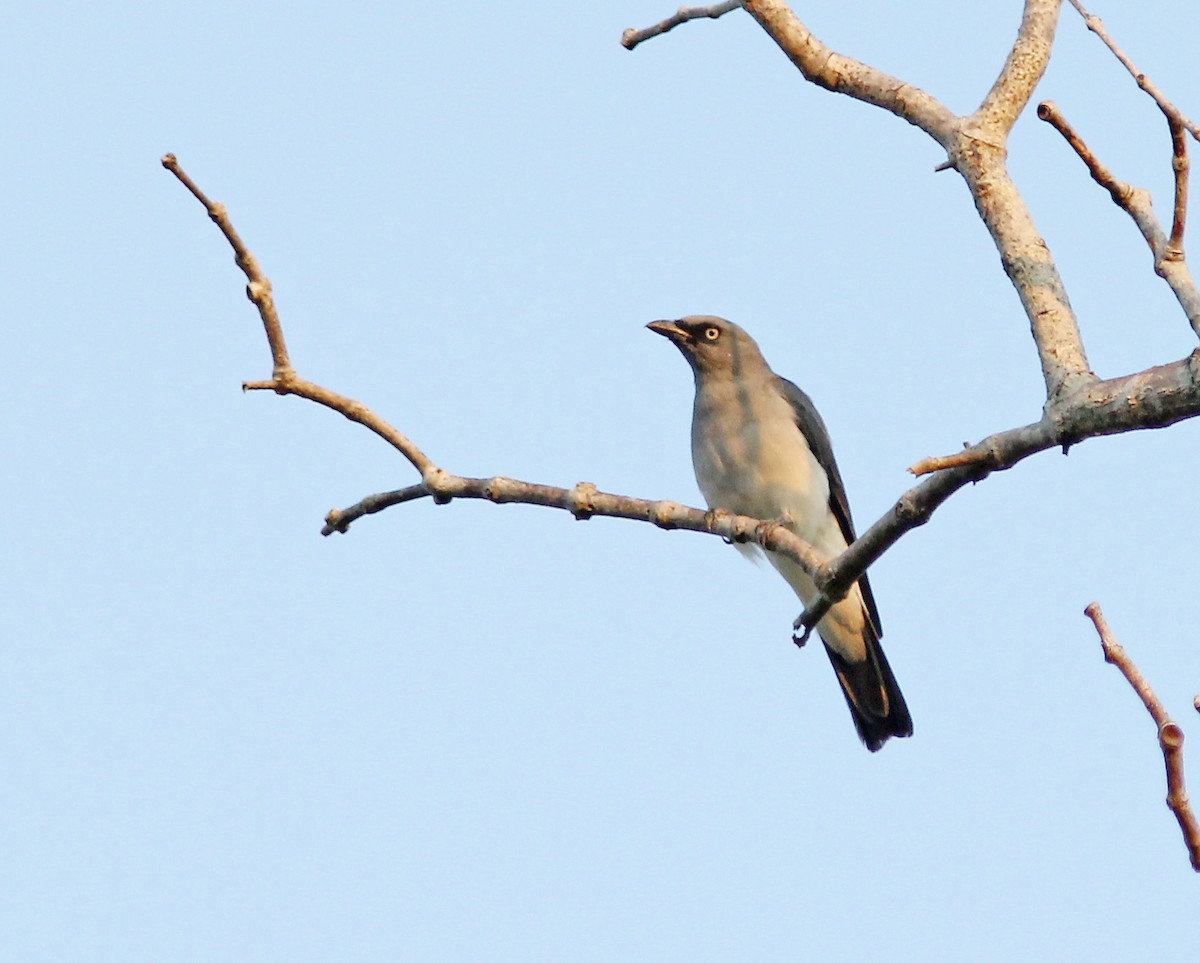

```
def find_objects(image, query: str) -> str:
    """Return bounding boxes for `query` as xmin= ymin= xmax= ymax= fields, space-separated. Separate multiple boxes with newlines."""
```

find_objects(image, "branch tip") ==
xmin=1085 ymin=602 xmax=1200 ymax=872
xmin=622 ymin=1 xmax=743 ymax=51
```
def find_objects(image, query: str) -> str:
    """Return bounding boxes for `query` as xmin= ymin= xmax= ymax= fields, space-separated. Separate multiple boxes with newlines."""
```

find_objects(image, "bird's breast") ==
xmin=690 ymin=379 xmax=830 ymax=542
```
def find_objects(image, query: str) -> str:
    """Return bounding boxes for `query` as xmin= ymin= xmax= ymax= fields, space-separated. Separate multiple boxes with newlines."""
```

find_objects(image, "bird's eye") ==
xmin=704 ymin=327 xmax=721 ymax=341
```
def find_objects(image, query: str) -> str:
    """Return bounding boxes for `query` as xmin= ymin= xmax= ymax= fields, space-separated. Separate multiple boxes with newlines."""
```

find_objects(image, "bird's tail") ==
xmin=823 ymin=633 xmax=912 ymax=752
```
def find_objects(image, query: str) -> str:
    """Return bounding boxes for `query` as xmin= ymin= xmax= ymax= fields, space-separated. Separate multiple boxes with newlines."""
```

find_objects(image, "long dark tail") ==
xmin=823 ymin=634 xmax=913 ymax=752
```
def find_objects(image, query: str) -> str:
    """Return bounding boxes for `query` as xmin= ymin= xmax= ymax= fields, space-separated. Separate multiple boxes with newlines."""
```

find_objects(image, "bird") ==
xmin=647 ymin=315 xmax=912 ymax=751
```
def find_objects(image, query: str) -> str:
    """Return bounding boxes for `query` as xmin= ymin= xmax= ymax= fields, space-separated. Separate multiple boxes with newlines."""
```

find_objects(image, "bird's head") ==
xmin=646 ymin=315 xmax=768 ymax=379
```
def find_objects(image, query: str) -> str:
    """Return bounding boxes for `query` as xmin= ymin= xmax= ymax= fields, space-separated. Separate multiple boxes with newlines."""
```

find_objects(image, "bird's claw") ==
xmin=791 ymin=623 xmax=813 ymax=649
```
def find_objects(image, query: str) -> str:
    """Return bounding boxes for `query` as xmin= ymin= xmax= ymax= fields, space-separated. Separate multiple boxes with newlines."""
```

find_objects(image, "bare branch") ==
xmin=1065 ymin=2 xmax=1195 ymax=282
xmin=1067 ymin=0 xmax=1200 ymax=141
xmin=739 ymin=0 xmax=957 ymax=144
xmin=324 ymin=473 xmax=831 ymax=580
xmin=1084 ymin=603 xmax=1200 ymax=873
xmin=324 ymin=484 xmax=430 ymax=535
xmin=1169 ymin=120 xmax=1190 ymax=257
xmin=975 ymin=0 xmax=1063 ymax=138
xmin=1037 ymin=103 xmax=1200 ymax=339
xmin=795 ymin=352 xmax=1200 ymax=634
xmin=161 ymin=154 xmax=292 ymax=377
xmin=161 ymin=154 xmax=437 ymax=477
xmin=621 ymin=1 xmax=742 ymax=51
xmin=908 ymin=444 xmax=994 ymax=477
xmin=966 ymin=159 xmax=1093 ymax=401
xmin=954 ymin=1 xmax=1095 ymax=402
xmin=1036 ymin=101 xmax=1133 ymax=203
xmin=740 ymin=1 xmax=1090 ymax=402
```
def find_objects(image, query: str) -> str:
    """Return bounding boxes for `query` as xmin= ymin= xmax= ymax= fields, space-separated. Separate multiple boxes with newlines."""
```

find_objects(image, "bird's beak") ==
xmin=646 ymin=319 xmax=690 ymax=343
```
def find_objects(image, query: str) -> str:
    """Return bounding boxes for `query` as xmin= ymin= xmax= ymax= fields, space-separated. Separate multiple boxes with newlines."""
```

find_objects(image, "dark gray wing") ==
xmin=776 ymin=375 xmax=883 ymax=638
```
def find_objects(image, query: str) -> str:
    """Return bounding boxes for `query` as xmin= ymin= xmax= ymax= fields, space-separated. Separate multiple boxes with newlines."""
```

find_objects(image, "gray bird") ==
xmin=648 ymin=315 xmax=912 ymax=751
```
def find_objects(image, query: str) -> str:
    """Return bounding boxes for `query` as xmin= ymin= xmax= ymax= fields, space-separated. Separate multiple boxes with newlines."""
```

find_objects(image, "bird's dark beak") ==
xmin=646 ymin=319 xmax=690 ymax=343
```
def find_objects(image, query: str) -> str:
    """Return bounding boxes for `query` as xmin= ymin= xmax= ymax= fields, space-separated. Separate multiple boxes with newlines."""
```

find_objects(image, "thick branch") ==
xmin=976 ymin=0 xmax=1062 ymax=138
xmin=1084 ymin=603 xmax=1200 ymax=873
xmin=738 ymin=1 xmax=1089 ymax=402
xmin=621 ymin=2 xmax=742 ymax=51
xmin=795 ymin=351 xmax=1200 ymax=635
xmin=954 ymin=149 xmax=1092 ymax=400
xmin=1037 ymin=102 xmax=1200 ymax=339
xmin=957 ymin=2 xmax=1094 ymax=401
xmin=739 ymin=0 xmax=957 ymax=144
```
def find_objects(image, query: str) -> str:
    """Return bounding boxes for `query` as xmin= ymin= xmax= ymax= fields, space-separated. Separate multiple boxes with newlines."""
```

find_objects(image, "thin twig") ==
xmin=1067 ymin=0 xmax=1200 ymax=141
xmin=1068 ymin=1 xmax=1195 ymax=262
xmin=1084 ymin=603 xmax=1200 ymax=873
xmin=1036 ymin=101 xmax=1131 ymax=203
xmin=161 ymin=154 xmax=292 ymax=377
xmin=1036 ymin=102 xmax=1200 ymax=338
xmin=161 ymin=154 xmax=437 ymax=477
xmin=323 ymin=484 xmax=430 ymax=534
xmin=1168 ymin=119 xmax=1189 ymax=257
xmin=908 ymin=444 xmax=997 ymax=477
xmin=621 ymin=2 xmax=742 ymax=51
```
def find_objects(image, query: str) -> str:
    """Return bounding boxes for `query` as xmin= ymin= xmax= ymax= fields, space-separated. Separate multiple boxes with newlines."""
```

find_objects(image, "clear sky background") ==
xmin=4 ymin=2 xmax=1199 ymax=959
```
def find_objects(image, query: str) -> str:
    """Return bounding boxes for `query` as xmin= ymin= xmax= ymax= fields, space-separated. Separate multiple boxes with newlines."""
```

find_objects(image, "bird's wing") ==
xmin=776 ymin=376 xmax=883 ymax=638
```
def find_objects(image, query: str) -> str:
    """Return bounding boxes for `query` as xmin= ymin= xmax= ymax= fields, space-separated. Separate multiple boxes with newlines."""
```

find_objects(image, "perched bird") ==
xmin=648 ymin=315 xmax=912 ymax=751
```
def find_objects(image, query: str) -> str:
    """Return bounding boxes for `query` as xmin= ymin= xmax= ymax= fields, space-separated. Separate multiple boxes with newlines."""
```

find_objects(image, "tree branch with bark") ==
xmin=1084 ymin=604 xmax=1200 ymax=873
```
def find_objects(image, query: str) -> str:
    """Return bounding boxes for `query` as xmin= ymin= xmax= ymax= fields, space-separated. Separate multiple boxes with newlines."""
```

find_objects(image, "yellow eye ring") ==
xmin=704 ymin=327 xmax=720 ymax=341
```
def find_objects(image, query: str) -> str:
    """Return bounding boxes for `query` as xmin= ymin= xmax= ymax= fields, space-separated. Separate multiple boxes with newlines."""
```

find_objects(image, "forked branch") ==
xmin=161 ymin=154 xmax=436 ymax=477
xmin=1067 ymin=0 xmax=1200 ymax=141
xmin=1036 ymin=101 xmax=1200 ymax=336
xmin=1038 ymin=3 xmax=1200 ymax=338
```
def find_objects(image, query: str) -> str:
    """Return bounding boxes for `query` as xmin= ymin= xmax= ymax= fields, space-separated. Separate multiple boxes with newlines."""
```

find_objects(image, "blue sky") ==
xmin=4 ymin=2 xmax=1199 ymax=959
